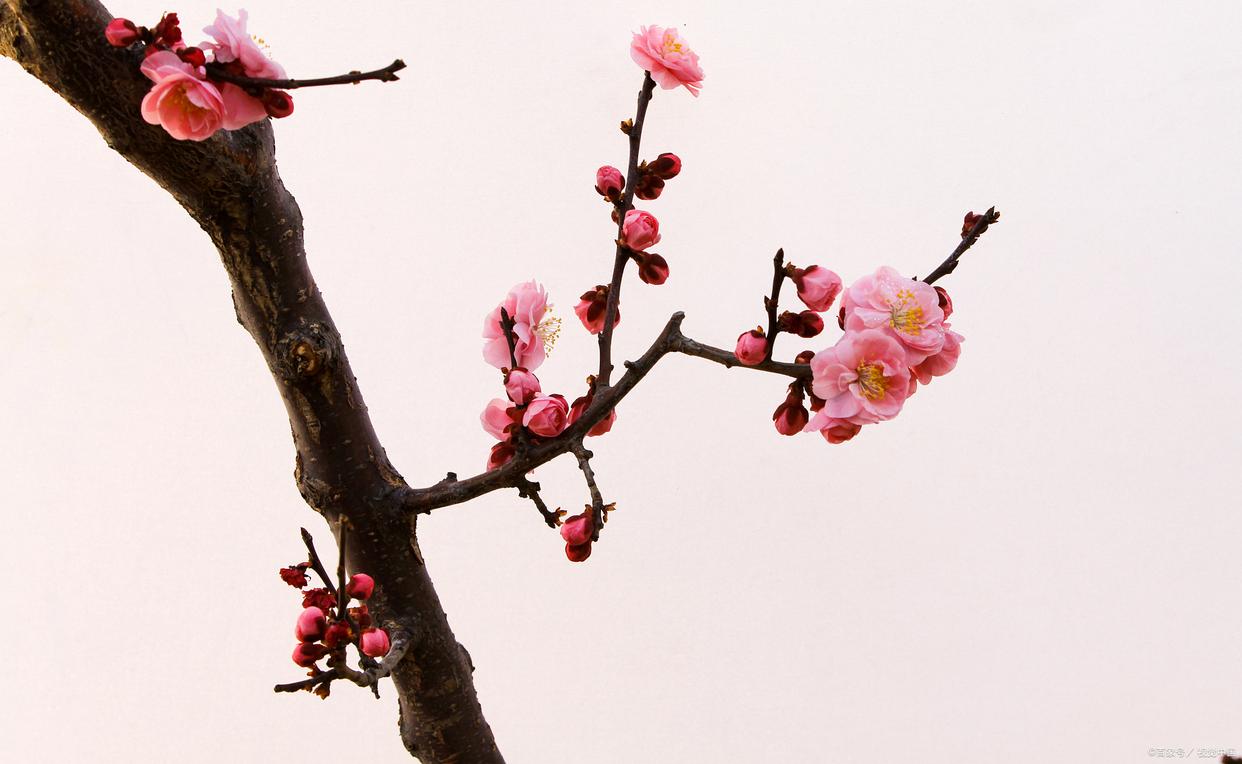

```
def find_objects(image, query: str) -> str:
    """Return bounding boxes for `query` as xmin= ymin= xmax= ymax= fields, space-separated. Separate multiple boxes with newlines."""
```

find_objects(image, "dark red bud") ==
xmin=934 ymin=286 xmax=953 ymax=319
xmin=263 ymin=90 xmax=295 ymax=119
xmin=837 ymin=305 xmax=846 ymax=331
xmin=321 ymin=621 xmax=352 ymax=649
xmin=648 ymin=152 xmax=681 ymax=180
xmin=279 ymin=564 xmax=309 ymax=588
xmin=808 ymin=391 xmax=826 ymax=413
xmin=634 ymin=173 xmax=665 ymax=200
xmin=349 ymin=605 xmax=373 ymax=630
xmin=177 ymin=46 xmax=206 ymax=67
xmin=565 ymin=542 xmax=592 ymax=562
xmin=795 ymin=311 xmax=823 ymax=338
xmin=961 ymin=211 xmax=982 ymax=238
xmin=794 ymin=350 xmax=815 ymax=364
xmin=292 ymin=642 xmax=328 ymax=668
xmin=153 ymin=13 xmax=182 ymax=45
xmin=635 ymin=252 xmax=670 ymax=285
xmin=105 ymin=18 xmax=140 ymax=47
xmin=772 ymin=397 xmax=810 ymax=436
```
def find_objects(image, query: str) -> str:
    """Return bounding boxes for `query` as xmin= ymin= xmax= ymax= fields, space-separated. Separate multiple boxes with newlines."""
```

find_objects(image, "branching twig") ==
xmin=515 ymin=476 xmax=564 ymax=528
xmin=204 ymin=59 xmax=406 ymax=90
xmin=922 ymin=207 xmax=1000 ymax=285
xmin=763 ymin=248 xmax=786 ymax=362
xmin=274 ymin=630 xmax=414 ymax=696
xmin=300 ymin=527 xmax=338 ymax=597
xmin=598 ymin=72 xmax=657 ymax=387
xmin=571 ymin=444 xmax=607 ymax=540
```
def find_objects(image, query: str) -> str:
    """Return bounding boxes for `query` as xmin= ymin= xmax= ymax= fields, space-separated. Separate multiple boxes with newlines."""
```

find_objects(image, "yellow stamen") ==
xmin=537 ymin=307 xmax=562 ymax=356
xmin=888 ymin=288 xmax=925 ymax=336
xmin=856 ymin=362 xmax=888 ymax=400
xmin=662 ymin=31 xmax=683 ymax=54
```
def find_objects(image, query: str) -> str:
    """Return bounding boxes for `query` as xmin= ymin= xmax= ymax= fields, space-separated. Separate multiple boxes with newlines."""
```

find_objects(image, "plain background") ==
xmin=2 ymin=1 xmax=1240 ymax=761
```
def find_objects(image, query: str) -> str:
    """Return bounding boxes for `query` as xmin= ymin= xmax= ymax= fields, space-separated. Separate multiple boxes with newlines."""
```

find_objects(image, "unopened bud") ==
xmin=292 ymin=642 xmax=328 ymax=668
xmin=635 ymin=252 xmax=670 ymax=285
xmin=595 ymin=166 xmax=624 ymax=201
xmin=105 ymin=18 xmax=140 ymax=47
xmin=360 ymin=628 xmax=392 ymax=657
xmin=345 ymin=573 xmax=375 ymax=601
xmin=734 ymin=328 xmax=768 ymax=366
xmin=295 ymin=607 xmax=327 ymax=643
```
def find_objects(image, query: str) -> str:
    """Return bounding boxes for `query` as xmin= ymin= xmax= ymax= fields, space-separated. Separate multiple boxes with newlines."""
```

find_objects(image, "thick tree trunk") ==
xmin=0 ymin=2 xmax=502 ymax=760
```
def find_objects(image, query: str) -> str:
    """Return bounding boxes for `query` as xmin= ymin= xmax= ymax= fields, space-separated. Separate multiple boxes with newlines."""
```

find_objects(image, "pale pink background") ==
xmin=2 ymin=1 xmax=1240 ymax=762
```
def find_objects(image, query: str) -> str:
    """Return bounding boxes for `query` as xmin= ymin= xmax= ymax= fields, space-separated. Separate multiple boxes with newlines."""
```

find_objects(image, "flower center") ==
xmin=536 ymin=309 xmax=562 ymax=356
xmin=855 ymin=362 xmax=888 ymax=400
xmin=169 ymin=84 xmax=208 ymax=117
xmin=888 ymin=288 xmax=925 ymax=336
xmin=662 ymin=31 xmax=684 ymax=55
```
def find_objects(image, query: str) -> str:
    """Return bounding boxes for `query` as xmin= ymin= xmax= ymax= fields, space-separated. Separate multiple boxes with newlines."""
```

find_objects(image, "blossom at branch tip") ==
xmin=504 ymin=368 xmax=541 ymax=405
xmin=345 ymin=573 xmax=375 ymax=600
xmin=841 ymin=266 xmax=945 ymax=365
xmin=791 ymin=265 xmax=842 ymax=313
xmin=360 ymin=628 xmax=392 ymax=658
xmin=139 ymin=52 xmax=226 ymax=141
xmin=620 ymin=210 xmax=661 ymax=252
xmin=734 ymin=328 xmax=768 ymax=366
xmin=810 ymin=329 xmax=911 ymax=425
xmin=561 ymin=510 xmax=594 ymax=562
xmin=295 ymin=606 xmax=328 ymax=643
xmin=481 ymin=398 xmax=518 ymax=440
xmin=482 ymin=281 xmax=554 ymax=371
xmin=574 ymin=285 xmax=617 ymax=335
xmin=201 ymin=10 xmax=291 ymax=129
xmin=523 ymin=395 xmax=570 ymax=438
xmin=630 ymin=26 xmax=704 ymax=97
xmin=595 ymin=166 xmax=624 ymax=202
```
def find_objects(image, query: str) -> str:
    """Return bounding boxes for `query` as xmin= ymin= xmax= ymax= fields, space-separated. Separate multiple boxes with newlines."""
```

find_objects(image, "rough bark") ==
xmin=1 ymin=2 xmax=501 ymax=761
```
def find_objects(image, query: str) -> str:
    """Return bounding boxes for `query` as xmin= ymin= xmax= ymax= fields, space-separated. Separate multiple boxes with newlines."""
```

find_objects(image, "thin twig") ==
xmin=922 ymin=207 xmax=1000 ymax=285
xmin=498 ymin=308 xmax=519 ymax=370
xmin=204 ymin=59 xmax=406 ymax=91
xmin=300 ymin=527 xmax=337 ymax=597
xmin=274 ymin=631 xmax=414 ymax=695
xmin=763 ymin=248 xmax=786 ymax=362
xmin=515 ymin=476 xmax=564 ymax=528
xmin=571 ymin=444 xmax=607 ymax=541
xmin=598 ymin=72 xmax=657 ymax=387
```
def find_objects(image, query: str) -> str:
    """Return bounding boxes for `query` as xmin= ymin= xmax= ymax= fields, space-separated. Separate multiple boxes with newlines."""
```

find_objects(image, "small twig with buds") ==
xmin=598 ymin=72 xmax=658 ymax=387
xmin=274 ymin=630 xmax=413 ymax=696
xmin=498 ymin=309 xmax=520 ymax=371
xmin=300 ymin=527 xmax=338 ymax=597
xmin=204 ymin=59 xmax=406 ymax=91
xmin=763 ymin=248 xmax=787 ymax=362
xmin=570 ymin=444 xmax=608 ymax=540
xmin=922 ymin=207 xmax=1001 ymax=285
xmin=515 ymin=476 xmax=564 ymax=528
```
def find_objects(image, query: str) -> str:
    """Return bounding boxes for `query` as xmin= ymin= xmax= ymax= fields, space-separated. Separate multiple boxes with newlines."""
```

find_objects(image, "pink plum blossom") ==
xmin=360 ymin=628 xmax=391 ymax=658
xmin=734 ymin=328 xmax=768 ymax=366
xmin=574 ymin=285 xmax=616 ymax=335
xmin=504 ymin=368 xmax=541 ymax=405
xmin=595 ymin=166 xmax=624 ymax=201
xmin=202 ymin=9 xmax=286 ymax=79
xmin=482 ymin=281 xmax=552 ymax=371
xmin=792 ymin=265 xmax=843 ymax=312
xmin=568 ymin=394 xmax=616 ymax=437
xmin=487 ymin=442 xmax=516 ymax=471
xmin=810 ymin=329 xmax=911 ymax=424
xmin=630 ymin=26 xmax=704 ymax=97
xmin=139 ymin=52 xmax=226 ymax=141
xmin=345 ymin=573 xmax=375 ymax=600
xmin=841 ymin=266 xmax=945 ymax=364
xmin=105 ymin=18 xmax=141 ymax=47
xmin=621 ymin=210 xmax=661 ymax=252
xmin=295 ymin=606 xmax=327 ymax=643
xmin=804 ymin=411 xmax=863 ymax=444
xmin=561 ymin=510 xmax=594 ymax=562
xmin=773 ymin=394 xmax=809 ymax=436
xmin=481 ymin=399 xmax=516 ymax=440
xmin=911 ymin=326 xmax=964 ymax=385
xmin=523 ymin=395 xmax=569 ymax=438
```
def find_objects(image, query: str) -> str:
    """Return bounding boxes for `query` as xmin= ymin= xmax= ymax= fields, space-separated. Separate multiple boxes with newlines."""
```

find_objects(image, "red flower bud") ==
xmin=321 ymin=621 xmax=353 ymax=649
xmin=568 ymin=394 xmax=616 ymax=437
xmin=635 ymin=252 xmax=670 ymax=285
xmin=794 ymin=350 xmax=814 ymax=364
xmin=773 ymin=395 xmax=809 ymax=436
xmin=837 ymin=305 xmax=846 ymax=331
xmin=504 ymin=367 xmax=541 ymax=405
xmin=574 ymin=285 xmax=616 ymax=335
xmin=594 ymin=166 xmax=624 ymax=201
xmin=487 ymin=441 xmax=516 ymax=471
xmin=934 ymin=285 xmax=953 ymax=319
xmin=279 ymin=564 xmax=309 ymax=588
xmin=345 ymin=573 xmax=375 ymax=601
xmin=961 ymin=211 xmax=982 ymax=238
xmin=360 ymin=628 xmax=391 ymax=658
xmin=633 ymin=173 xmax=665 ymax=200
xmin=734 ymin=328 xmax=768 ymax=366
xmin=177 ymin=46 xmax=206 ymax=67
xmin=565 ymin=542 xmax=592 ymax=562
xmin=152 ymin=12 xmax=182 ymax=45
xmin=105 ymin=18 xmax=140 ymax=47
xmin=350 ymin=605 xmax=374 ymax=630
xmin=778 ymin=310 xmax=824 ymax=339
xmin=560 ymin=510 xmax=594 ymax=546
xmin=292 ymin=642 xmax=328 ymax=668
xmin=262 ymin=90 xmax=295 ymax=119
xmin=648 ymin=152 xmax=681 ymax=180
xmin=295 ymin=607 xmax=328 ymax=643
xmin=302 ymin=587 xmax=336 ymax=611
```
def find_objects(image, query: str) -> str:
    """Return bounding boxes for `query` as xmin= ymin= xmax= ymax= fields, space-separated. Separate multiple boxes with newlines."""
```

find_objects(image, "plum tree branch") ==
xmin=204 ymin=58 xmax=405 ymax=90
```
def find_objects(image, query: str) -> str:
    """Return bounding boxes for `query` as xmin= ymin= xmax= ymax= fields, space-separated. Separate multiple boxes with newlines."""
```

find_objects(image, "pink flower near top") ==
xmin=139 ymin=52 xmax=226 ymax=141
xmin=202 ymin=9 xmax=286 ymax=79
xmin=523 ymin=395 xmax=570 ymax=438
xmin=482 ymin=281 xmax=552 ymax=371
xmin=841 ymin=266 xmax=945 ymax=365
xmin=810 ymin=329 xmax=911 ymax=424
xmin=621 ymin=210 xmax=661 ymax=252
xmin=630 ymin=26 xmax=704 ymax=96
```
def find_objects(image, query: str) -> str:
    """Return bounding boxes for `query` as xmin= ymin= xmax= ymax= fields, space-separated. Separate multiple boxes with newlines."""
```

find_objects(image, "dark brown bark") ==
xmin=0 ymin=2 xmax=500 ymax=761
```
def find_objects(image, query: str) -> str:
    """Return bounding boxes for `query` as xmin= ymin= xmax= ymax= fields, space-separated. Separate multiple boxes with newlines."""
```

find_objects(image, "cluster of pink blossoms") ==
xmin=742 ymin=264 xmax=962 ymax=444
xmin=278 ymin=562 xmax=390 ymax=673
xmin=106 ymin=10 xmax=292 ymax=141
xmin=481 ymin=282 xmax=615 ymax=473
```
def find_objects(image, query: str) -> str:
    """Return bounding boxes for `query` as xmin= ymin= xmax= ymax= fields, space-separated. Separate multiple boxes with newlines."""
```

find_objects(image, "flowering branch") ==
xmin=571 ymin=444 xmax=610 ymax=541
xmin=598 ymin=72 xmax=657 ymax=387
xmin=273 ymin=630 xmax=413 ymax=696
xmin=203 ymin=58 xmax=405 ymax=90
xmin=922 ymin=206 xmax=1001 ymax=285
xmin=515 ymin=476 xmax=564 ymax=528
xmin=299 ymin=527 xmax=338 ymax=598
xmin=763 ymin=248 xmax=787 ymax=362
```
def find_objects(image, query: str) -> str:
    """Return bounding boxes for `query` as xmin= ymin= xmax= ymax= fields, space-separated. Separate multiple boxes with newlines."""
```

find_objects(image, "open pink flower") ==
xmin=630 ymin=26 xmax=704 ymax=96
xmin=804 ymin=411 xmax=863 ymax=444
xmin=621 ymin=210 xmax=661 ymax=252
xmin=481 ymin=399 xmax=517 ymax=440
xmin=841 ymin=266 xmax=945 ymax=365
xmin=482 ymin=281 xmax=553 ymax=371
xmin=911 ymin=326 xmax=964 ymax=385
xmin=523 ymin=395 xmax=569 ymax=437
xmin=792 ymin=266 xmax=843 ymax=313
xmin=139 ymin=52 xmax=226 ymax=141
xmin=574 ymin=285 xmax=616 ymax=335
xmin=201 ymin=10 xmax=288 ymax=129
xmin=810 ymin=329 xmax=911 ymax=424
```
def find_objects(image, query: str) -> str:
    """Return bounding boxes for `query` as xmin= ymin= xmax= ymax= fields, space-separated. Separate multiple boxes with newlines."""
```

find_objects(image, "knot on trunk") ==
xmin=277 ymin=322 xmax=340 ymax=379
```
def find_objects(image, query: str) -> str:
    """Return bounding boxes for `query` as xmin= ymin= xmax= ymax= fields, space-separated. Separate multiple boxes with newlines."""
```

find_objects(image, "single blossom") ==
xmin=634 ymin=252 xmax=670 ymax=285
xmin=482 ymin=281 xmax=554 ymax=371
xmin=360 ymin=628 xmax=392 ymax=658
xmin=302 ymin=588 xmax=336 ymax=611
xmin=647 ymin=152 xmax=681 ymax=179
xmin=139 ymin=52 xmax=226 ymax=141
xmin=292 ymin=642 xmax=328 ymax=668
xmin=911 ymin=327 xmax=964 ymax=385
xmin=574 ymin=285 xmax=617 ymax=335
xmin=791 ymin=265 xmax=843 ymax=312
xmin=487 ymin=441 xmax=516 ymax=471
xmin=595 ymin=166 xmax=624 ymax=201
xmin=523 ymin=394 xmax=569 ymax=437
xmin=773 ymin=393 xmax=809 ymax=436
xmin=841 ymin=266 xmax=945 ymax=364
xmin=810 ymin=329 xmax=911 ymax=424
xmin=621 ymin=209 xmax=661 ymax=252
xmin=804 ymin=410 xmax=863 ymax=444
xmin=561 ymin=510 xmax=594 ymax=562
xmin=504 ymin=368 xmax=541 ymax=405
xmin=200 ymin=10 xmax=287 ymax=130
xmin=481 ymin=398 xmax=518 ymax=440
xmin=278 ymin=564 xmax=308 ymax=588
xmin=345 ymin=573 xmax=375 ymax=601
xmin=734 ymin=328 xmax=768 ymax=366
xmin=295 ymin=606 xmax=327 ymax=643
xmin=568 ymin=394 xmax=617 ymax=437
xmin=630 ymin=25 xmax=704 ymax=96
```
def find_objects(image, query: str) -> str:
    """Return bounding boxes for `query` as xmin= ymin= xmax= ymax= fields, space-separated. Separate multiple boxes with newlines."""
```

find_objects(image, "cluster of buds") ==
xmin=560 ymin=509 xmax=595 ymax=562
xmin=279 ymin=562 xmax=390 ymax=682
xmin=483 ymin=366 xmax=617 ymax=471
xmin=105 ymin=10 xmax=292 ymax=141
xmin=733 ymin=260 xmax=843 ymax=368
xmin=633 ymin=152 xmax=682 ymax=200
